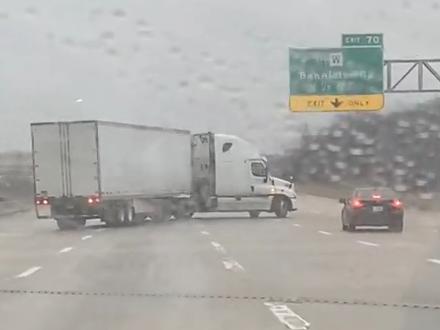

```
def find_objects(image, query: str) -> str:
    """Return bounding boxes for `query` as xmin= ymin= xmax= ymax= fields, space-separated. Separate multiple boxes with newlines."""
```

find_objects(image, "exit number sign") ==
xmin=342 ymin=33 xmax=383 ymax=47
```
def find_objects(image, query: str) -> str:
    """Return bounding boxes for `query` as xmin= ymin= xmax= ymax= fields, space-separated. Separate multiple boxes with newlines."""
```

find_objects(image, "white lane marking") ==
xmin=58 ymin=247 xmax=73 ymax=254
xmin=427 ymin=258 xmax=440 ymax=265
xmin=95 ymin=228 xmax=106 ymax=232
xmin=211 ymin=241 xmax=227 ymax=254
xmin=292 ymin=224 xmax=302 ymax=228
xmin=0 ymin=233 xmax=29 ymax=237
xmin=222 ymin=258 xmax=245 ymax=272
xmin=357 ymin=240 xmax=380 ymax=247
xmin=264 ymin=302 xmax=310 ymax=330
xmin=15 ymin=266 xmax=42 ymax=279
xmin=200 ymin=230 xmax=210 ymax=236
xmin=318 ymin=230 xmax=333 ymax=236
xmin=81 ymin=235 xmax=93 ymax=241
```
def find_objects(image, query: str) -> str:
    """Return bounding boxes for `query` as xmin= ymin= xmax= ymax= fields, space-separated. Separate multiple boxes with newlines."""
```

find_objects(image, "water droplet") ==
xmin=90 ymin=8 xmax=103 ymax=16
xmin=214 ymin=58 xmax=226 ymax=68
xmin=106 ymin=48 xmax=118 ymax=56
xmin=113 ymin=9 xmax=126 ymax=18
xmin=136 ymin=19 xmax=148 ymax=26
xmin=402 ymin=0 xmax=411 ymax=9
xmin=46 ymin=32 xmax=55 ymax=41
xmin=132 ymin=43 xmax=141 ymax=52
xmin=179 ymin=80 xmax=189 ymax=88
xmin=0 ymin=11 xmax=8 ymax=19
xmin=100 ymin=31 xmax=115 ymax=40
xmin=138 ymin=29 xmax=153 ymax=38
xmin=62 ymin=37 xmax=75 ymax=46
xmin=220 ymin=85 xmax=242 ymax=94
xmin=274 ymin=101 xmax=286 ymax=110
xmin=432 ymin=2 xmax=440 ymax=9
xmin=25 ymin=6 xmax=38 ymax=15
xmin=156 ymin=84 xmax=167 ymax=91
xmin=169 ymin=46 xmax=182 ymax=55
xmin=198 ymin=75 xmax=213 ymax=87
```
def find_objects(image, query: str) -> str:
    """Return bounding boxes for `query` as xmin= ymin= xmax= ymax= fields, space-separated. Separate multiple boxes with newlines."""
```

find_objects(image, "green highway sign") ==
xmin=289 ymin=47 xmax=384 ymax=112
xmin=342 ymin=33 xmax=383 ymax=47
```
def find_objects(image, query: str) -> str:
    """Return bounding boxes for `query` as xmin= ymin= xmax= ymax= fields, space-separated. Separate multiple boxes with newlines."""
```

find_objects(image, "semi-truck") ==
xmin=31 ymin=120 xmax=297 ymax=230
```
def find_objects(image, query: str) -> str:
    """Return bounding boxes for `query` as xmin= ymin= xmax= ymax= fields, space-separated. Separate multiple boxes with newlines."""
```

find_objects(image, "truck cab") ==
xmin=192 ymin=133 xmax=297 ymax=217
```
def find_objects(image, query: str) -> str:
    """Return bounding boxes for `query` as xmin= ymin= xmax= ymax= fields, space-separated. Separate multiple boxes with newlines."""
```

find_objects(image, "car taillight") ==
xmin=36 ymin=198 xmax=49 ymax=205
xmin=88 ymin=196 xmax=101 ymax=205
xmin=392 ymin=199 xmax=403 ymax=208
xmin=352 ymin=199 xmax=364 ymax=208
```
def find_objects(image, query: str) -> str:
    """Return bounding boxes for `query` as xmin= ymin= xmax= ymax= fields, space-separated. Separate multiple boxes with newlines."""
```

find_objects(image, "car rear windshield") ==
xmin=353 ymin=188 xmax=396 ymax=200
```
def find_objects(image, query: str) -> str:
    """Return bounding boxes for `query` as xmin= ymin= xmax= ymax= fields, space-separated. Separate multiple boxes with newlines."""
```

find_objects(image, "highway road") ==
xmin=0 ymin=194 xmax=439 ymax=330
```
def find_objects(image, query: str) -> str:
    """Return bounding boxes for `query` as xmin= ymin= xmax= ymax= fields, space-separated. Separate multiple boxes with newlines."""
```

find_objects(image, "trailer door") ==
xmin=68 ymin=122 xmax=100 ymax=197
xmin=32 ymin=123 xmax=64 ymax=197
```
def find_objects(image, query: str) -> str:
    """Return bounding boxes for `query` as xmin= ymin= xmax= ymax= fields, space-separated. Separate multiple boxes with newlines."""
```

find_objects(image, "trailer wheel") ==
xmin=117 ymin=206 xmax=126 ymax=226
xmin=124 ymin=206 xmax=135 ymax=225
xmin=56 ymin=217 xmax=85 ymax=231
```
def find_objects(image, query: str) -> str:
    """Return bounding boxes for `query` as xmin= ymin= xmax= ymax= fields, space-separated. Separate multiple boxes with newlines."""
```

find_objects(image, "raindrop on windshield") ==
xmin=113 ymin=9 xmax=126 ymax=18
xmin=100 ymin=31 xmax=115 ymax=40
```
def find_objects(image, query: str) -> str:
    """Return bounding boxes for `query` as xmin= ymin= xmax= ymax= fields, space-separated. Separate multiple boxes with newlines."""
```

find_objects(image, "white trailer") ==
xmin=31 ymin=121 xmax=192 ymax=230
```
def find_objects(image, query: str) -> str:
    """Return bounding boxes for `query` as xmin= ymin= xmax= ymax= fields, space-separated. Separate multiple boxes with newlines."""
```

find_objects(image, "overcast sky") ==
xmin=1 ymin=0 xmax=440 ymax=153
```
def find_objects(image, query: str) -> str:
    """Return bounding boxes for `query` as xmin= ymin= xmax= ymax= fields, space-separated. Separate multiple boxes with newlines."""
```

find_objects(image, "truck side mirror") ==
xmin=339 ymin=198 xmax=346 ymax=204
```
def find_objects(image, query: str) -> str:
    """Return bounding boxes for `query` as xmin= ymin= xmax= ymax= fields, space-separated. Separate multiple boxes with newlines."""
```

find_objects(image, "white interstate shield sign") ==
xmin=329 ymin=52 xmax=343 ymax=67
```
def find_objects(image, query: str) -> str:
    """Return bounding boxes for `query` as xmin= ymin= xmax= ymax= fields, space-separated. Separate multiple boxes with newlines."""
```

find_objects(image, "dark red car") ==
xmin=340 ymin=187 xmax=404 ymax=232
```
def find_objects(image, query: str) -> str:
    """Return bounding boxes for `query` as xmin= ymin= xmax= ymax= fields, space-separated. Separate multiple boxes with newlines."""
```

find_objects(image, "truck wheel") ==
xmin=249 ymin=211 xmax=260 ymax=218
xmin=132 ymin=207 xmax=145 ymax=225
xmin=116 ymin=206 xmax=126 ymax=226
xmin=102 ymin=208 xmax=117 ymax=227
xmin=124 ymin=206 xmax=135 ymax=225
xmin=56 ymin=218 xmax=85 ymax=231
xmin=273 ymin=196 xmax=289 ymax=218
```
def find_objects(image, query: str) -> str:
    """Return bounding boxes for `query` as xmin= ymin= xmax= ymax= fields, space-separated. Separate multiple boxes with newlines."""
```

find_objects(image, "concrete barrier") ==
xmin=0 ymin=200 xmax=31 ymax=217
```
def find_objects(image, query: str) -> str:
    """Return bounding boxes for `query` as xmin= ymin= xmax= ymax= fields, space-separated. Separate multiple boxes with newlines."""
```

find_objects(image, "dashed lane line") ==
xmin=264 ymin=302 xmax=310 ymax=329
xmin=81 ymin=235 xmax=93 ymax=241
xmin=318 ymin=230 xmax=332 ymax=236
xmin=211 ymin=241 xmax=227 ymax=254
xmin=200 ymin=230 xmax=210 ymax=236
xmin=357 ymin=240 xmax=380 ymax=247
xmin=292 ymin=224 xmax=302 ymax=228
xmin=58 ymin=247 xmax=73 ymax=254
xmin=427 ymin=258 xmax=440 ymax=265
xmin=15 ymin=266 xmax=42 ymax=279
xmin=222 ymin=258 xmax=245 ymax=272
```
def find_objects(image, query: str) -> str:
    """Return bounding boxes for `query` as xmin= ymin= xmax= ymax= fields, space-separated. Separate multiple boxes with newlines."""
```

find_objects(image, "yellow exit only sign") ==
xmin=289 ymin=94 xmax=384 ymax=112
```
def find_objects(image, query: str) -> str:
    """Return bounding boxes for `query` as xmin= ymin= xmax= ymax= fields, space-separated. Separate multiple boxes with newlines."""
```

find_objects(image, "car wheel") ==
xmin=390 ymin=218 xmax=403 ymax=233
xmin=348 ymin=223 xmax=356 ymax=232
xmin=273 ymin=197 xmax=289 ymax=218
xmin=249 ymin=211 xmax=260 ymax=218
xmin=341 ymin=210 xmax=348 ymax=231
